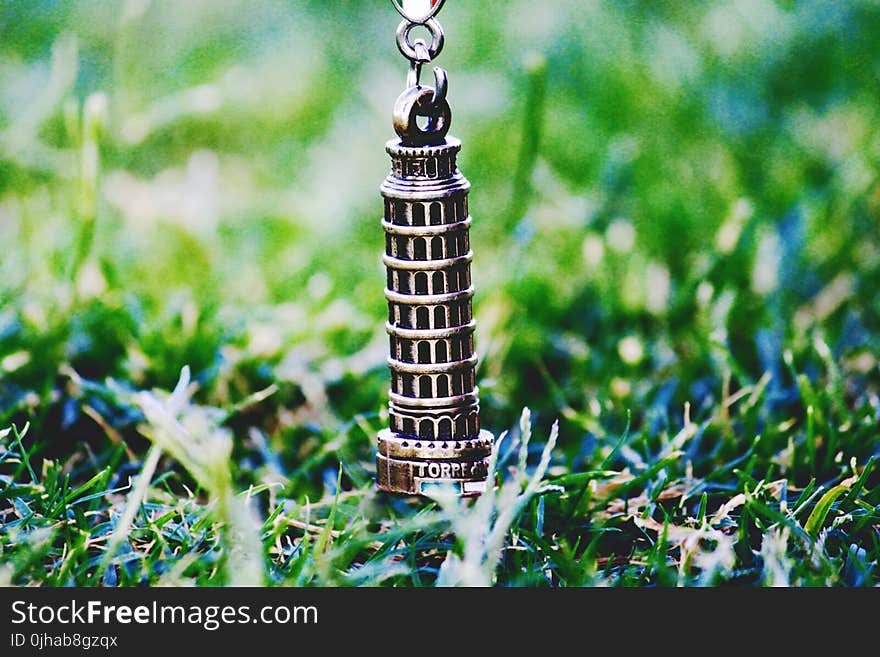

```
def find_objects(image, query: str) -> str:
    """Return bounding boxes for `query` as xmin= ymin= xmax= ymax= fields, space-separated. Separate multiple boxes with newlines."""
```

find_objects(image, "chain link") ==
xmin=396 ymin=19 xmax=444 ymax=64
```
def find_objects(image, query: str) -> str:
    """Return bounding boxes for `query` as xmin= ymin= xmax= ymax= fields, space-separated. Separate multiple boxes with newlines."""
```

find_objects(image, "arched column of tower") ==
xmin=381 ymin=138 xmax=479 ymax=442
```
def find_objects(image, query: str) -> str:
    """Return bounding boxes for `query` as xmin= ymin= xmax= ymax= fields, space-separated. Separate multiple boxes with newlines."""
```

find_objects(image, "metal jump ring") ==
xmin=429 ymin=66 xmax=447 ymax=105
xmin=406 ymin=60 xmax=422 ymax=89
xmin=396 ymin=18 xmax=444 ymax=63
xmin=405 ymin=40 xmax=431 ymax=88
xmin=407 ymin=64 xmax=448 ymax=107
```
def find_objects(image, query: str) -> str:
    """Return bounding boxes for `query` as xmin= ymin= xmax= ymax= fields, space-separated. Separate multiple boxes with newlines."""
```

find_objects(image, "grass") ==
xmin=1 ymin=0 xmax=879 ymax=587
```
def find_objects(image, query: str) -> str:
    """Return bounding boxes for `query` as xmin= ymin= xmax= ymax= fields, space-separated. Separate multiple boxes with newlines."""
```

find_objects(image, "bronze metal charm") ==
xmin=377 ymin=0 xmax=494 ymax=497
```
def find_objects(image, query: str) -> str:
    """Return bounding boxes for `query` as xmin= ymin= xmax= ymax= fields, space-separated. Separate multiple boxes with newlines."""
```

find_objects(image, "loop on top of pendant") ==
xmin=396 ymin=18 xmax=444 ymax=63
xmin=393 ymin=84 xmax=451 ymax=146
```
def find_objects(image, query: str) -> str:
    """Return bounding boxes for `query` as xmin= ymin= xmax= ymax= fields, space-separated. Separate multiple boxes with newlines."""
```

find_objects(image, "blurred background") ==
xmin=1 ymin=0 xmax=878 ymax=477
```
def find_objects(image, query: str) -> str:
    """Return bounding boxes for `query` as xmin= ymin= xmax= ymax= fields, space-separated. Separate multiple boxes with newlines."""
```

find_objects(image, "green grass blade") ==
xmin=804 ymin=479 xmax=855 ymax=539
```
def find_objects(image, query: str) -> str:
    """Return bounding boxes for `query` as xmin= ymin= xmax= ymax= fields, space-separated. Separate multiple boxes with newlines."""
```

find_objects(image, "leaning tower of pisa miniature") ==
xmin=376 ymin=137 xmax=494 ymax=496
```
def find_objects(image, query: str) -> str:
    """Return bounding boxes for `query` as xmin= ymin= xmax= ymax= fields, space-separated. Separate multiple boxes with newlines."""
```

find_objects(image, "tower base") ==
xmin=376 ymin=429 xmax=495 ymax=496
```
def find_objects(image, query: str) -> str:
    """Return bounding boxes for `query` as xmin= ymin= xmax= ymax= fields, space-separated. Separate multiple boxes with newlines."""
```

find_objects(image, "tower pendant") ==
xmin=376 ymin=2 xmax=493 ymax=496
